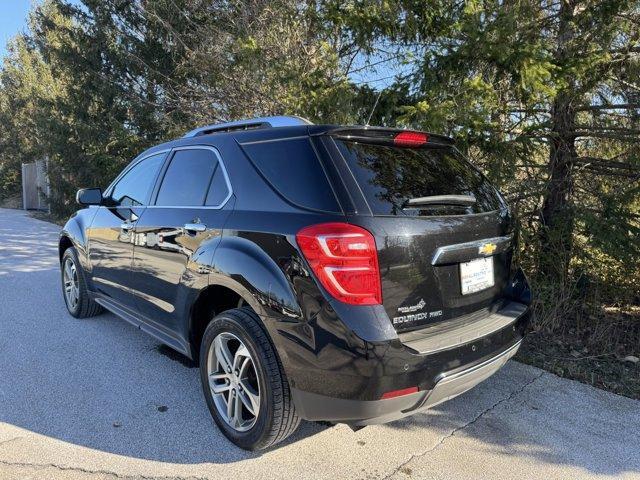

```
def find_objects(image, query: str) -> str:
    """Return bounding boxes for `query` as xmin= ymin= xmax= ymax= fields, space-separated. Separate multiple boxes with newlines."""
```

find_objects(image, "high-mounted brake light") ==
xmin=296 ymin=223 xmax=382 ymax=305
xmin=393 ymin=131 xmax=429 ymax=147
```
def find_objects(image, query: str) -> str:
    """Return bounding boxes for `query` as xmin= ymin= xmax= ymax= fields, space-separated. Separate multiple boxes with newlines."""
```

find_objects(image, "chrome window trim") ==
xmin=238 ymin=134 xmax=310 ymax=146
xmin=146 ymin=145 xmax=233 ymax=210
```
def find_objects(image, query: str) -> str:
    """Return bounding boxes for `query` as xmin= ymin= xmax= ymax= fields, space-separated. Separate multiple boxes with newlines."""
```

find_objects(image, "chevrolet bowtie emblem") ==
xmin=479 ymin=242 xmax=497 ymax=256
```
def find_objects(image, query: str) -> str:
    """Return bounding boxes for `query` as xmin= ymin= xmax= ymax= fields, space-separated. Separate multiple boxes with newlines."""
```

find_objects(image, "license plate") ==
xmin=460 ymin=257 xmax=494 ymax=295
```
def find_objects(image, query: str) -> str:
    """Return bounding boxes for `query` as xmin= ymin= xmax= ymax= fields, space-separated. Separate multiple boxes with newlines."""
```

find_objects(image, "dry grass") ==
xmin=0 ymin=194 xmax=22 ymax=209
xmin=518 ymin=308 xmax=640 ymax=399
xmin=27 ymin=210 xmax=65 ymax=226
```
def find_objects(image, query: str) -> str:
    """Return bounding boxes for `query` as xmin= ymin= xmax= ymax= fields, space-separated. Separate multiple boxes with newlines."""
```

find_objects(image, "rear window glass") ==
xmin=241 ymin=137 xmax=340 ymax=212
xmin=335 ymin=141 xmax=504 ymax=216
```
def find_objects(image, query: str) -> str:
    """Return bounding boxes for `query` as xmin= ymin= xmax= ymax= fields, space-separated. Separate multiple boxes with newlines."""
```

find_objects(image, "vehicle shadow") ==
xmin=0 ymin=265 xmax=331 ymax=464
xmin=0 ymin=209 xmax=638 ymax=475
xmin=0 ymin=209 xmax=323 ymax=463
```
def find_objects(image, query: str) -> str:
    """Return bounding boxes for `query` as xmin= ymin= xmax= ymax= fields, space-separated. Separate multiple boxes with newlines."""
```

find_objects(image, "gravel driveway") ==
xmin=0 ymin=207 xmax=638 ymax=480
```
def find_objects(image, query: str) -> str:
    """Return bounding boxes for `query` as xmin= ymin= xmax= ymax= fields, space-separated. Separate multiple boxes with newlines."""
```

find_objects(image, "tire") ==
xmin=61 ymin=247 xmax=103 ymax=318
xmin=199 ymin=307 xmax=300 ymax=450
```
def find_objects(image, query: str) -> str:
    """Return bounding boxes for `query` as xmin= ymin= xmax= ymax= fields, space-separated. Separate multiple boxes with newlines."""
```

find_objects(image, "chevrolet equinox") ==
xmin=59 ymin=115 xmax=531 ymax=450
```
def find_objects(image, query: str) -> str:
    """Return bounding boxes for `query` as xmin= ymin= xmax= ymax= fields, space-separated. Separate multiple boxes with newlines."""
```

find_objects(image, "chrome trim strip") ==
xmin=436 ymin=340 xmax=521 ymax=384
xmin=431 ymin=234 xmax=513 ymax=265
xmin=94 ymin=294 xmax=189 ymax=356
xmin=92 ymin=276 xmax=136 ymax=294
xmin=421 ymin=340 xmax=522 ymax=409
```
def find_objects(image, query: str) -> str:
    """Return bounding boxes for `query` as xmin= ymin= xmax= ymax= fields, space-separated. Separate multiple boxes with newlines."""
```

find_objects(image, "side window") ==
xmin=110 ymin=153 xmax=166 ymax=206
xmin=205 ymin=163 xmax=230 ymax=206
xmin=156 ymin=148 xmax=228 ymax=207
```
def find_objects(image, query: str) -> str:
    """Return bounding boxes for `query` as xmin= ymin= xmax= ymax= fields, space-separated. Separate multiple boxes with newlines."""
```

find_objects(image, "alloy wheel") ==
xmin=207 ymin=332 xmax=261 ymax=432
xmin=63 ymin=258 xmax=80 ymax=310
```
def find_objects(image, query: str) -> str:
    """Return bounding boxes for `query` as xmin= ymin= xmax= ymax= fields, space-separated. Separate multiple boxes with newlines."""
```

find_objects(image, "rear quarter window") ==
xmin=335 ymin=141 xmax=505 ymax=216
xmin=241 ymin=137 xmax=340 ymax=212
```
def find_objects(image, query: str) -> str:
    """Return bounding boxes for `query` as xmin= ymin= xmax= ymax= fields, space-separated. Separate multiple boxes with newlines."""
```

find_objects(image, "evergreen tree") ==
xmin=327 ymin=0 xmax=640 ymax=315
xmin=0 ymin=0 xmax=637 ymax=333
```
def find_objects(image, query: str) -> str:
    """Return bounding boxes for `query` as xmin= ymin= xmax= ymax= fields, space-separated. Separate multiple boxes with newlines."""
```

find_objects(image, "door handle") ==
xmin=183 ymin=223 xmax=206 ymax=233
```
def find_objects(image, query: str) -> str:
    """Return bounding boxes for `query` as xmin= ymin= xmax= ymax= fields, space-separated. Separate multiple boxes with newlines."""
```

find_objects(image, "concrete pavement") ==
xmin=0 ymin=207 xmax=638 ymax=480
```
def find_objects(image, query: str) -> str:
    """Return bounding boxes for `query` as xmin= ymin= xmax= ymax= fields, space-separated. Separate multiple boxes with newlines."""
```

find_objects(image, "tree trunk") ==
xmin=539 ymin=0 xmax=577 ymax=285
xmin=540 ymin=94 xmax=576 ymax=283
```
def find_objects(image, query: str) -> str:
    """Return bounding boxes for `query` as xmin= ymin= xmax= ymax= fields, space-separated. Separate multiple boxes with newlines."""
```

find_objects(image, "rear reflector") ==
xmin=393 ymin=131 xmax=429 ymax=147
xmin=381 ymin=386 xmax=419 ymax=399
xmin=296 ymin=222 xmax=382 ymax=305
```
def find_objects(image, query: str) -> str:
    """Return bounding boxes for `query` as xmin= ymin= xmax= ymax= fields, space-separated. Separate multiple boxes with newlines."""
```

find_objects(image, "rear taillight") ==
xmin=296 ymin=223 xmax=382 ymax=305
xmin=393 ymin=131 xmax=428 ymax=147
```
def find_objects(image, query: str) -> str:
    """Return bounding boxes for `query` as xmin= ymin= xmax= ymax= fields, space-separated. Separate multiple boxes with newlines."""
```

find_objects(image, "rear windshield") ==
xmin=335 ymin=141 xmax=504 ymax=216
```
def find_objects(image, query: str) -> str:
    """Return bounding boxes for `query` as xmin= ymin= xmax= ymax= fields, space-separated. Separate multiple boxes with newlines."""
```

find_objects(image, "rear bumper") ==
xmin=292 ymin=339 xmax=521 ymax=425
xmin=276 ymin=268 xmax=532 ymax=425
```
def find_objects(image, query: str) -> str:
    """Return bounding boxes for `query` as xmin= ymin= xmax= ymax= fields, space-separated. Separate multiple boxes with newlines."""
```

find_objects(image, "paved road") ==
xmin=0 ymin=207 xmax=638 ymax=480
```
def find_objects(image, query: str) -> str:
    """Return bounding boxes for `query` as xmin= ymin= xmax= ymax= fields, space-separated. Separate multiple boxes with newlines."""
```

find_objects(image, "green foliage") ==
xmin=396 ymin=0 xmax=638 ymax=309
xmin=0 ymin=0 xmax=637 ymax=349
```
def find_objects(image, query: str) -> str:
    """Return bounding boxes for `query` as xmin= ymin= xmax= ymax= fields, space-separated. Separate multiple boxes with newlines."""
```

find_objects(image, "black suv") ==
xmin=60 ymin=116 xmax=531 ymax=450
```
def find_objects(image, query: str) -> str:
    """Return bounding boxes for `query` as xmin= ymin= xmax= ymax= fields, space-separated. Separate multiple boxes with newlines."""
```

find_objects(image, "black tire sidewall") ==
xmin=61 ymin=248 xmax=82 ymax=317
xmin=199 ymin=312 xmax=275 ymax=449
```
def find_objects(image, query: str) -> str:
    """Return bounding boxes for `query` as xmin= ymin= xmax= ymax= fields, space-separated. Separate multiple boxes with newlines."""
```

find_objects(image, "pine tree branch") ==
xmin=508 ymin=107 xmax=550 ymax=114
xmin=575 ymin=103 xmax=640 ymax=111
xmin=610 ymin=46 xmax=640 ymax=54
xmin=575 ymin=157 xmax=640 ymax=171
xmin=571 ymin=127 xmax=640 ymax=141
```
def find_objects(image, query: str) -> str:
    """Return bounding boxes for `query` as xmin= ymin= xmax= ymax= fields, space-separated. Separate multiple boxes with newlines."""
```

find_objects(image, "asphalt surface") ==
xmin=0 ymin=207 xmax=638 ymax=480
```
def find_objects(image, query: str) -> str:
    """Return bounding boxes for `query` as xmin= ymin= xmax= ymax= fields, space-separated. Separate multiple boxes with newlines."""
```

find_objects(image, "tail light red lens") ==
xmin=296 ymin=223 xmax=382 ymax=305
xmin=394 ymin=131 xmax=429 ymax=147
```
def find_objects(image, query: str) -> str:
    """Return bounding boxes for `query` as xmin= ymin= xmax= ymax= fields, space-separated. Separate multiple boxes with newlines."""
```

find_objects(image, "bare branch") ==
xmin=576 ymin=103 xmax=640 ymax=111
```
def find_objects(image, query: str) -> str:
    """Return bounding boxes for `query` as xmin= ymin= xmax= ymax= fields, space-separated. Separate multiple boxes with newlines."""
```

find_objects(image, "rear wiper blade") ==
xmin=403 ymin=194 xmax=476 ymax=207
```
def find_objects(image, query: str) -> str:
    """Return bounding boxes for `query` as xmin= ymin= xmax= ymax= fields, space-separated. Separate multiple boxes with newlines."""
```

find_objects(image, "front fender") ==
xmin=59 ymin=207 xmax=99 ymax=271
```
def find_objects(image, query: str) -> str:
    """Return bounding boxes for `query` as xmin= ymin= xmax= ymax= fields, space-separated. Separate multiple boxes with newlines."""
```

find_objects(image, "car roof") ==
xmin=137 ymin=122 xmax=455 ymax=161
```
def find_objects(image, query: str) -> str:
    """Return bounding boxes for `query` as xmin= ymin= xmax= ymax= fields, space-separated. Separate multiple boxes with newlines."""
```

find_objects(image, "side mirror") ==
xmin=76 ymin=188 xmax=103 ymax=206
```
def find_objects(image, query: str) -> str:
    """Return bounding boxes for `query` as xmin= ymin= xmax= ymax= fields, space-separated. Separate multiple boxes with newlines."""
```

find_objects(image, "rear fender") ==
xmin=209 ymin=235 xmax=302 ymax=320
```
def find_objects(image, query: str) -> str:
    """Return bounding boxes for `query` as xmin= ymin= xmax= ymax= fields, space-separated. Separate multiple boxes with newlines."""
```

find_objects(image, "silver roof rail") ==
xmin=183 ymin=115 xmax=313 ymax=138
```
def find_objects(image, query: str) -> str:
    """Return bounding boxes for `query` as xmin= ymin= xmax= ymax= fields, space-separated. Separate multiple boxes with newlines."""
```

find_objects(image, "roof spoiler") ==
xmin=183 ymin=115 xmax=313 ymax=138
xmin=326 ymin=127 xmax=454 ymax=147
